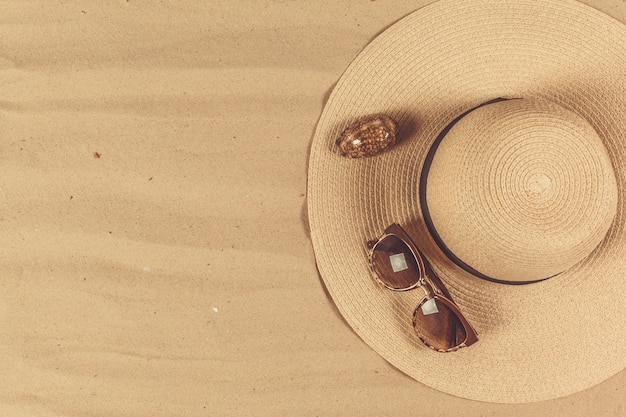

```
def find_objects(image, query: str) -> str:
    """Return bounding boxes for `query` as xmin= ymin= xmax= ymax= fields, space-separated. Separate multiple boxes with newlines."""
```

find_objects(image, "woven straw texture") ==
xmin=308 ymin=0 xmax=626 ymax=403
xmin=425 ymin=98 xmax=618 ymax=283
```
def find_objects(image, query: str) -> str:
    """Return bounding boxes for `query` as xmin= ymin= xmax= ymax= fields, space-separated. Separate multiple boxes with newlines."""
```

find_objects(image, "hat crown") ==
xmin=424 ymin=98 xmax=618 ymax=283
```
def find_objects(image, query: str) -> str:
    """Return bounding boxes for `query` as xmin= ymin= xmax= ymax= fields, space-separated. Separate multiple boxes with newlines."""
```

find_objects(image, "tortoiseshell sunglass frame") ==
xmin=367 ymin=223 xmax=478 ymax=352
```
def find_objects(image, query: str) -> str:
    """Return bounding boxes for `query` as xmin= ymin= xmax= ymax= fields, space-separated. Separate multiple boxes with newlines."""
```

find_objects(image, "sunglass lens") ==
xmin=412 ymin=297 xmax=467 ymax=351
xmin=370 ymin=235 xmax=421 ymax=290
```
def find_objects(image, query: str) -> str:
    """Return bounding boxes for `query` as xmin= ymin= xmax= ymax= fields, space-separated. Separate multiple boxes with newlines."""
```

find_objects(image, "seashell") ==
xmin=335 ymin=114 xmax=398 ymax=158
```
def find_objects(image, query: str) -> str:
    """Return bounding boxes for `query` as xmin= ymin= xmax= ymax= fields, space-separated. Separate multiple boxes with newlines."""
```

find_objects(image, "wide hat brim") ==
xmin=307 ymin=0 xmax=626 ymax=403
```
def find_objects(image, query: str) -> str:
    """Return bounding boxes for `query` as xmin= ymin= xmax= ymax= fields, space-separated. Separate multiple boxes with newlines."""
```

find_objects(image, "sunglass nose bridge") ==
xmin=416 ymin=280 xmax=430 ymax=298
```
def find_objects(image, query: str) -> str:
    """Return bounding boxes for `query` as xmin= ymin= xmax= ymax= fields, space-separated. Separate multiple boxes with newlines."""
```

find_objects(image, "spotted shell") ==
xmin=335 ymin=114 xmax=398 ymax=158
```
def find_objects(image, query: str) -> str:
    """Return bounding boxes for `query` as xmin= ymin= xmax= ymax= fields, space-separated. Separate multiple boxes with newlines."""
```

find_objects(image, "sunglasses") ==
xmin=367 ymin=224 xmax=478 ymax=352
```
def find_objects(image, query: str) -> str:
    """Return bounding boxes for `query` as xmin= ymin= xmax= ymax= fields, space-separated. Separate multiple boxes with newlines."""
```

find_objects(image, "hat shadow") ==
xmin=300 ymin=81 xmax=337 ymax=240
xmin=302 ymin=81 xmax=363 ymax=331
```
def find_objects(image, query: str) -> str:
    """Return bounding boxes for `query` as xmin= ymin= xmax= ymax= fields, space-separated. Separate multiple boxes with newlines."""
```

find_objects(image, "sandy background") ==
xmin=0 ymin=0 xmax=624 ymax=415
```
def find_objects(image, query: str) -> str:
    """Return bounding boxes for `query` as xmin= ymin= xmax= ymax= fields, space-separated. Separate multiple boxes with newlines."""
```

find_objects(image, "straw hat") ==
xmin=307 ymin=0 xmax=626 ymax=403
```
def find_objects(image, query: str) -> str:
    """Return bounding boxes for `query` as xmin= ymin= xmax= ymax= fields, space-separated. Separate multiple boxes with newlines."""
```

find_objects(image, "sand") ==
xmin=0 ymin=0 xmax=624 ymax=415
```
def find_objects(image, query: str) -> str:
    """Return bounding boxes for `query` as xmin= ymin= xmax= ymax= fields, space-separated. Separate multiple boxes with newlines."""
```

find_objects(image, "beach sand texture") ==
xmin=0 ymin=1 xmax=624 ymax=415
